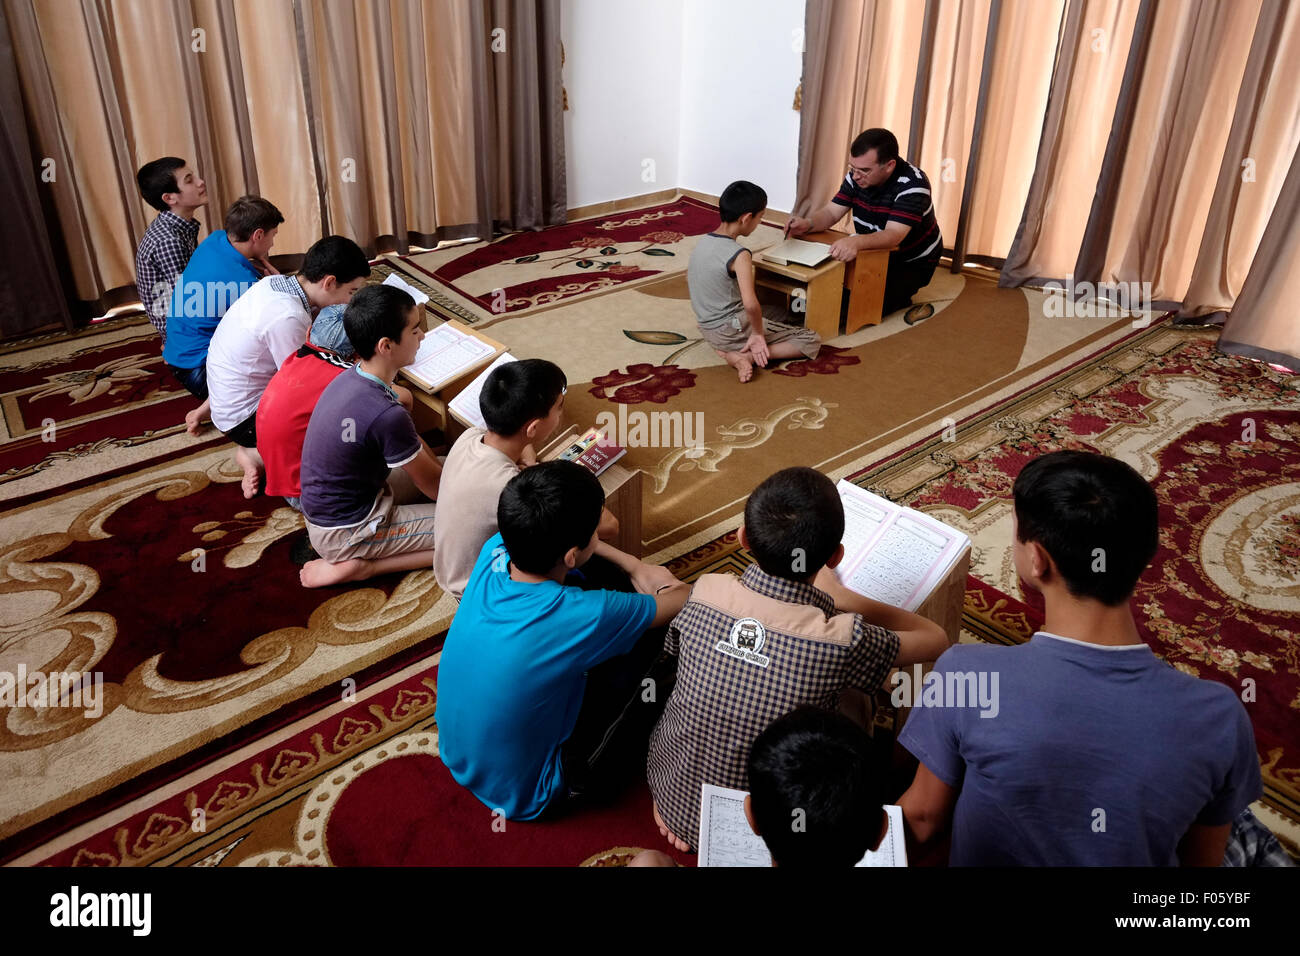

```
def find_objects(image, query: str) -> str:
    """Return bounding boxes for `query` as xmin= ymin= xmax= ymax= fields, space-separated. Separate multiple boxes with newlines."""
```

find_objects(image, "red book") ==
xmin=575 ymin=433 xmax=626 ymax=477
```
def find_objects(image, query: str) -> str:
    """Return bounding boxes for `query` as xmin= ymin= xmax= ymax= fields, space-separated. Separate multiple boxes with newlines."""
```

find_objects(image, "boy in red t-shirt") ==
xmin=257 ymin=304 xmax=412 ymax=508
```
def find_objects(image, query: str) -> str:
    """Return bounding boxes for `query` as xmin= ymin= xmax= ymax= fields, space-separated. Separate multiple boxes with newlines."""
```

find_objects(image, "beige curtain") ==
xmin=1000 ymin=0 xmax=1141 ymax=285
xmin=952 ymin=0 xmax=1065 ymax=265
xmin=2 ymin=0 xmax=564 ymax=323
xmin=1086 ymin=0 xmax=1263 ymax=303
xmin=1179 ymin=0 xmax=1300 ymax=324
xmin=1219 ymin=140 xmax=1300 ymax=368
xmin=793 ymin=0 xmax=926 ymax=223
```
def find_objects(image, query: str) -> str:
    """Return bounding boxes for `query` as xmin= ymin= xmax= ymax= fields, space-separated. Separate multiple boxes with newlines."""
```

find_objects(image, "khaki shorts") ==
xmin=306 ymin=468 xmax=437 ymax=562
xmin=699 ymin=305 xmax=821 ymax=359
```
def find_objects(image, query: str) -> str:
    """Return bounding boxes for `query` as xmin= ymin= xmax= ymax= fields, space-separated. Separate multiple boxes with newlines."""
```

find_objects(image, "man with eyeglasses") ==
xmin=786 ymin=128 xmax=942 ymax=323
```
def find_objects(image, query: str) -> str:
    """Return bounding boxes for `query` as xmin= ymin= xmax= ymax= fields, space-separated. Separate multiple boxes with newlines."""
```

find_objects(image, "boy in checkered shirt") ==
xmin=646 ymin=467 xmax=948 ymax=853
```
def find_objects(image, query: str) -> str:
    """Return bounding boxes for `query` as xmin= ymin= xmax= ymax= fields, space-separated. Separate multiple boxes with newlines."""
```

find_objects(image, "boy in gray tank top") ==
xmin=686 ymin=181 xmax=821 ymax=382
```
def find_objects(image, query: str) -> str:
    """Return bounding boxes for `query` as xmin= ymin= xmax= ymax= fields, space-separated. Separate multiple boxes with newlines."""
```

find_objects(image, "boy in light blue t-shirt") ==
xmin=436 ymin=461 xmax=689 ymax=820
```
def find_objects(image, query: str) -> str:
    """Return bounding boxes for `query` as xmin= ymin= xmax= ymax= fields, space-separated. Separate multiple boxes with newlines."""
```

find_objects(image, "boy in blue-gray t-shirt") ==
xmin=898 ymin=450 xmax=1262 ymax=865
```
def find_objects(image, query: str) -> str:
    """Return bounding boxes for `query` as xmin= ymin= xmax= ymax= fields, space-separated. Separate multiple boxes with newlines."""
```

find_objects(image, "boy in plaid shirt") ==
xmin=646 ymin=467 xmax=948 ymax=852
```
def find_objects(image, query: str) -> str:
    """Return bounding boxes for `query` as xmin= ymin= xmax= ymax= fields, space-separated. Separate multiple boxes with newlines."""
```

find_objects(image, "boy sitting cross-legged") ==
xmin=646 ymin=466 xmax=948 ymax=852
xmin=432 ymin=358 xmax=617 ymax=601
xmin=435 ymin=461 xmax=689 ymax=821
xmin=687 ymin=180 xmax=821 ymax=383
xmin=297 ymin=284 xmax=442 ymax=588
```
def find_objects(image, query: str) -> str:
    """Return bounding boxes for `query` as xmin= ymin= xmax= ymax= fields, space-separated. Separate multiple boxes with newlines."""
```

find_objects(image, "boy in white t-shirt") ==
xmin=206 ymin=236 xmax=370 ymax=498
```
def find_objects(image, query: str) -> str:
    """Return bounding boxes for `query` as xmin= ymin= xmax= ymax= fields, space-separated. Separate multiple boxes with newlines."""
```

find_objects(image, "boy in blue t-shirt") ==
xmin=898 ymin=450 xmax=1263 ymax=866
xmin=436 ymin=461 xmax=690 ymax=820
xmin=163 ymin=195 xmax=283 ymax=435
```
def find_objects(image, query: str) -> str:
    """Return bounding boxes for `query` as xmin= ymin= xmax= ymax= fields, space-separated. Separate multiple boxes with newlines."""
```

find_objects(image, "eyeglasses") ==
xmin=848 ymin=163 xmax=875 ymax=180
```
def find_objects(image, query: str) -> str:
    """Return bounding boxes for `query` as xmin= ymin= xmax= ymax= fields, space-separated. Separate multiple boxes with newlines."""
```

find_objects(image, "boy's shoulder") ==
xmin=444 ymin=427 xmax=517 ymax=480
xmin=680 ymin=571 xmax=858 ymax=640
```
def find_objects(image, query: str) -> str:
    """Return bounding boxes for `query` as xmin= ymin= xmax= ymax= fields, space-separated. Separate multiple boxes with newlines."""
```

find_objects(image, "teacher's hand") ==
xmin=786 ymin=216 xmax=812 ymax=237
xmin=829 ymin=236 xmax=860 ymax=262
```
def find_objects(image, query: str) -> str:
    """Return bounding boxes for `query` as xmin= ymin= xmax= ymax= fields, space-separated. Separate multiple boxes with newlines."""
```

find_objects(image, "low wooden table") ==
xmin=751 ymin=253 xmax=845 ymax=341
xmin=541 ymin=425 xmax=643 ymax=559
xmin=889 ymin=544 xmax=971 ymax=731
xmin=801 ymin=230 xmax=897 ymax=333
xmin=402 ymin=313 xmax=506 ymax=437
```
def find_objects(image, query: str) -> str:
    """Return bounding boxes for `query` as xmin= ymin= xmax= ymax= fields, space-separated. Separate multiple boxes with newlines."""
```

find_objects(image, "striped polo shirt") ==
xmin=832 ymin=161 xmax=943 ymax=263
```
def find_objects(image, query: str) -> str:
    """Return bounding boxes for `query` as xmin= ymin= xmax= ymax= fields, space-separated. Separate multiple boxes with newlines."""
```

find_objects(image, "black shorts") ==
xmin=224 ymin=411 xmax=258 ymax=449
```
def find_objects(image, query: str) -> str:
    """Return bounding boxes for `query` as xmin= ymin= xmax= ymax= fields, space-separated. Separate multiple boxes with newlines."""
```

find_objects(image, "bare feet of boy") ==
xmin=653 ymin=802 xmax=692 ymax=853
xmin=233 ymin=446 xmax=263 ymax=499
xmin=300 ymin=557 xmax=367 ymax=588
xmin=724 ymin=350 xmax=754 ymax=383
xmin=185 ymin=399 xmax=212 ymax=436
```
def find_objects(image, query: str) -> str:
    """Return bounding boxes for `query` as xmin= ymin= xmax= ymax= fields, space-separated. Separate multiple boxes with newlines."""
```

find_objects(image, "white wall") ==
xmin=561 ymin=0 xmax=684 ymax=209
xmin=562 ymin=0 xmax=806 ymax=213
xmin=676 ymin=0 xmax=806 ymax=213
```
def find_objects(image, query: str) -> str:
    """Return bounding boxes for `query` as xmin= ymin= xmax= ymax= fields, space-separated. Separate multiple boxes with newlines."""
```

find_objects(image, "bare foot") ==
xmin=628 ymin=849 xmax=676 ymax=867
xmin=723 ymin=350 xmax=754 ymax=383
xmin=652 ymin=802 xmax=692 ymax=853
xmin=233 ymin=446 xmax=263 ymax=500
xmin=185 ymin=399 xmax=211 ymax=437
xmin=300 ymin=557 xmax=368 ymax=588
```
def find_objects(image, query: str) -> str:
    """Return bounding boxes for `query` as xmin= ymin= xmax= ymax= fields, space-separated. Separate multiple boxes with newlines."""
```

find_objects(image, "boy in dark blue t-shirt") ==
xmin=436 ymin=461 xmax=689 ymax=820
xmin=898 ymin=450 xmax=1262 ymax=866
xmin=298 ymin=284 xmax=442 ymax=588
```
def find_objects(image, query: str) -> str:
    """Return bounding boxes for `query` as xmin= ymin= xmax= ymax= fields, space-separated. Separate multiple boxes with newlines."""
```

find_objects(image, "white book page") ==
xmin=835 ymin=480 xmax=969 ymax=612
xmin=403 ymin=322 xmax=494 ymax=391
xmin=856 ymin=805 xmax=908 ymax=867
xmin=698 ymin=784 xmax=769 ymax=867
xmin=381 ymin=271 xmax=429 ymax=305
xmin=447 ymin=352 xmax=516 ymax=429
xmin=759 ymin=238 xmax=831 ymax=267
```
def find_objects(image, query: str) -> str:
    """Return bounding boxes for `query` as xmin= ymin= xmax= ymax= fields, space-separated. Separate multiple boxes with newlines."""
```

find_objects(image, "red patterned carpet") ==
xmin=393 ymin=196 xmax=775 ymax=325
xmin=15 ymin=320 xmax=1297 ymax=866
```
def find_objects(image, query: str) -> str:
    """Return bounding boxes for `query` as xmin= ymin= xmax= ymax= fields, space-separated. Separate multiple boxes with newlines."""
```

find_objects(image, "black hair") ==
xmin=300 ymin=235 xmax=371 ymax=284
xmin=342 ymin=284 xmax=416 ymax=360
xmin=497 ymin=461 xmax=604 ymax=575
xmin=849 ymin=128 xmax=900 ymax=166
xmin=480 ymin=359 xmax=567 ymax=437
xmin=136 ymin=157 xmax=187 ymax=212
xmin=747 ymin=706 xmax=883 ymax=868
xmin=1013 ymin=450 xmax=1158 ymax=606
xmin=743 ymin=467 xmax=844 ymax=582
xmin=719 ymin=180 xmax=768 ymax=223
xmin=224 ymin=195 xmax=285 ymax=242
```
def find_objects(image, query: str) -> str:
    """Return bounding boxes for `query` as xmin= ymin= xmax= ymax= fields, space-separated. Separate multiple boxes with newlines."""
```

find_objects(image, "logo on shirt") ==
xmin=716 ymin=618 xmax=770 ymax=668
xmin=490 ymin=546 xmax=509 ymax=574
